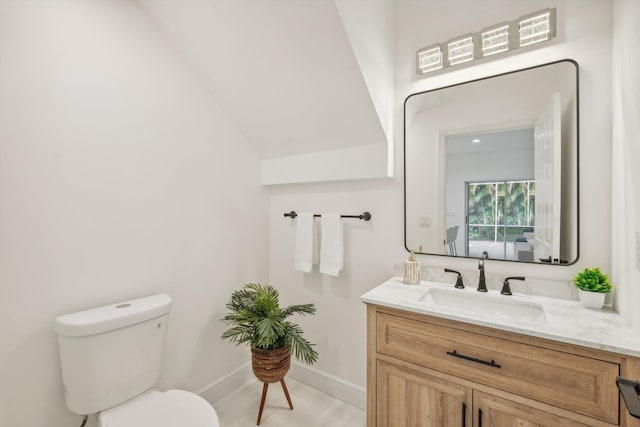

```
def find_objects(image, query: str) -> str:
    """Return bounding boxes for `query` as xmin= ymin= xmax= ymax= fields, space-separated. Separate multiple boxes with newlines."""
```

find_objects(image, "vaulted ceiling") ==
xmin=137 ymin=0 xmax=393 ymax=166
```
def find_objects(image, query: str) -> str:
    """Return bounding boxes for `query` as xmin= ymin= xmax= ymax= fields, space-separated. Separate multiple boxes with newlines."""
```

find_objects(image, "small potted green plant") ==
xmin=221 ymin=283 xmax=318 ymax=424
xmin=573 ymin=267 xmax=612 ymax=309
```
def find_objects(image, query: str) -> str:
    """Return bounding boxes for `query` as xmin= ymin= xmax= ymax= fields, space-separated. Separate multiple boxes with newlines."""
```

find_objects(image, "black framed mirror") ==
xmin=404 ymin=59 xmax=579 ymax=265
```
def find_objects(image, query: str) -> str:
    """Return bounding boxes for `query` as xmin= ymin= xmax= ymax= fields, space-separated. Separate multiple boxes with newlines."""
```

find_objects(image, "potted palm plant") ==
xmin=573 ymin=267 xmax=613 ymax=309
xmin=221 ymin=283 xmax=318 ymax=424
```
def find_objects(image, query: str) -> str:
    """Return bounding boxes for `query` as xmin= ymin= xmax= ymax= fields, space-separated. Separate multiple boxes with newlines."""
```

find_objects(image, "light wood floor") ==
xmin=214 ymin=378 xmax=366 ymax=427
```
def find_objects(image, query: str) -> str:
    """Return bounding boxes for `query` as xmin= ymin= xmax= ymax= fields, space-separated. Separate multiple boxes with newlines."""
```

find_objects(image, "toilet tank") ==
xmin=53 ymin=294 xmax=172 ymax=415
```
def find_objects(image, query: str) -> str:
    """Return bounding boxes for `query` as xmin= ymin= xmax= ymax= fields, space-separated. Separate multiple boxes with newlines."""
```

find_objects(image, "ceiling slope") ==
xmin=137 ymin=0 xmax=393 ymax=182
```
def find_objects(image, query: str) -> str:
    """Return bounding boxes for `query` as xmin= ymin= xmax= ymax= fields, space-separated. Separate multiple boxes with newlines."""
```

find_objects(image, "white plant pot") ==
xmin=577 ymin=289 xmax=606 ymax=309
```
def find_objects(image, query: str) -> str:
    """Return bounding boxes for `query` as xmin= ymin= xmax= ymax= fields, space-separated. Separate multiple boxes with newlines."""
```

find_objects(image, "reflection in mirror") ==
xmin=405 ymin=60 xmax=578 ymax=265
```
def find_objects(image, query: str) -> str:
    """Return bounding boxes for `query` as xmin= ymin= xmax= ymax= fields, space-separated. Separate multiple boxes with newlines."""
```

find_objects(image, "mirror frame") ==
xmin=404 ymin=59 xmax=580 ymax=265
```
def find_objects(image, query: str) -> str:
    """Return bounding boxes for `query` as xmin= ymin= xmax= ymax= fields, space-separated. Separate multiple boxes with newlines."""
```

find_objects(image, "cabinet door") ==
xmin=474 ymin=391 xmax=591 ymax=427
xmin=377 ymin=360 xmax=470 ymax=427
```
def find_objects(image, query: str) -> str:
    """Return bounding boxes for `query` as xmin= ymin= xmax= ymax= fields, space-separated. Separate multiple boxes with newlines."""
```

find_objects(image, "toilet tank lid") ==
xmin=54 ymin=294 xmax=172 ymax=337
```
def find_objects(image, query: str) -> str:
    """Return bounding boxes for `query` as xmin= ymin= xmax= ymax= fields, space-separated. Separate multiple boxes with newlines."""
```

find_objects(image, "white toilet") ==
xmin=53 ymin=294 xmax=220 ymax=427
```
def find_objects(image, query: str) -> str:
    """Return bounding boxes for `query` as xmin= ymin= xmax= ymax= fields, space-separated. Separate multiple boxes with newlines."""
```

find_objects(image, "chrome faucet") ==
xmin=477 ymin=251 xmax=489 ymax=292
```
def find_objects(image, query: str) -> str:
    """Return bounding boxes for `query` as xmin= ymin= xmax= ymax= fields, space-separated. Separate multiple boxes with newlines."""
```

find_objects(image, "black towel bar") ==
xmin=283 ymin=211 xmax=371 ymax=221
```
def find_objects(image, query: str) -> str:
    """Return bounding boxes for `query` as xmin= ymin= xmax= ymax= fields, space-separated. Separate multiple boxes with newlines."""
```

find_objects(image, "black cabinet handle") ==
xmin=462 ymin=402 xmax=466 ymax=427
xmin=446 ymin=350 xmax=501 ymax=368
xmin=478 ymin=409 xmax=483 ymax=427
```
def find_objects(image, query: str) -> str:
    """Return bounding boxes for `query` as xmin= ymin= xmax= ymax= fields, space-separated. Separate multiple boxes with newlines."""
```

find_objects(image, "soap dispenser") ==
xmin=403 ymin=249 xmax=421 ymax=285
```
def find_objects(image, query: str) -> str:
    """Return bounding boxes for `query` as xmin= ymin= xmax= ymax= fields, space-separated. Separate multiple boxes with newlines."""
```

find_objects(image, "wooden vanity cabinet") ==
xmin=377 ymin=359 xmax=470 ymax=426
xmin=474 ymin=391 xmax=591 ymax=426
xmin=367 ymin=304 xmax=640 ymax=427
xmin=376 ymin=358 xmax=589 ymax=427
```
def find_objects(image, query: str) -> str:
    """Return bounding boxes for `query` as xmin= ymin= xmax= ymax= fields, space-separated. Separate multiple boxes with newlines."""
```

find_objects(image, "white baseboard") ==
xmin=288 ymin=362 xmax=366 ymax=410
xmin=196 ymin=361 xmax=366 ymax=411
xmin=197 ymin=362 xmax=253 ymax=404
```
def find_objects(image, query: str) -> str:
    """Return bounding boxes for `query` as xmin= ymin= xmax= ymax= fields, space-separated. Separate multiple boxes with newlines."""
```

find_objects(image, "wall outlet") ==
xmin=420 ymin=216 xmax=431 ymax=228
xmin=636 ymin=230 xmax=640 ymax=271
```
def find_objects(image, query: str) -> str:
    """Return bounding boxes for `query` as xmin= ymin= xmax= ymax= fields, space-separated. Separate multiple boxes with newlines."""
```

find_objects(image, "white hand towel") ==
xmin=294 ymin=212 xmax=314 ymax=273
xmin=319 ymin=213 xmax=343 ymax=277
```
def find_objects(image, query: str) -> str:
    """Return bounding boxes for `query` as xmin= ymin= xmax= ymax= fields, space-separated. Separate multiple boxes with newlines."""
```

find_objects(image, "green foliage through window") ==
xmin=468 ymin=180 xmax=535 ymax=242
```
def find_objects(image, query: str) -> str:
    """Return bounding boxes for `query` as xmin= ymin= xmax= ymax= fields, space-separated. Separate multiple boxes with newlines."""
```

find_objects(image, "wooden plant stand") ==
xmin=251 ymin=347 xmax=294 ymax=425
xmin=257 ymin=379 xmax=294 ymax=425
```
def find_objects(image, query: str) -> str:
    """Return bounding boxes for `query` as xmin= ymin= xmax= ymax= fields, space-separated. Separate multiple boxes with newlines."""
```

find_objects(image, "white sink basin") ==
xmin=419 ymin=287 xmax=547 ymax=324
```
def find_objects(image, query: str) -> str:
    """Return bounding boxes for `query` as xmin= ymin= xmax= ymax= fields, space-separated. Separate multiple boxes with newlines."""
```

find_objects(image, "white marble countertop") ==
xmin=361 ymin=277 xmax=640 ymax=358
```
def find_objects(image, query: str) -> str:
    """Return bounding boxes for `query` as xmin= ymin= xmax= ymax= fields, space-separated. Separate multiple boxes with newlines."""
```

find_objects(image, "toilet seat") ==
xmin=99 ymin=389 xmax=220 ymax=427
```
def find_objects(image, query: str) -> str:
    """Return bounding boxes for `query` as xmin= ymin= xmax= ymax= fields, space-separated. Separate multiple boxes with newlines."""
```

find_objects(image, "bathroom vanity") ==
xmin=362 ymin=278 xmax=640 ymax=426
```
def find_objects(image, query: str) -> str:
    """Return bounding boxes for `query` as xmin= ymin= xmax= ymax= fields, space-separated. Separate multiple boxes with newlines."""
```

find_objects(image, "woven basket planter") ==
xmin=251 ymin=347 xmax=291 ymax=383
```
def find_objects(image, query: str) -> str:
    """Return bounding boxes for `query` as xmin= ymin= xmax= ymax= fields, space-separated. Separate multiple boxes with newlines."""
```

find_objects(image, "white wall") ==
xmin=268 ymin=179 xmax=403 ymax=392
xmin=611 ymin=0 xmax=640 ymax=328
xmin=138 ymin=0 xmax=392 ymax=186
xmin=0 ymin=1 xmax=269 ymax=426
xmin=268 ymin=0 xmax=613 ymax=395
xmin=334 ymin=0 xmax=395 ymax=151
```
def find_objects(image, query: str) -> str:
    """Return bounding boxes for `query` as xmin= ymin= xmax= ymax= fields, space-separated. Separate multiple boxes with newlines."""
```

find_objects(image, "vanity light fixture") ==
xmin=417 ymin=44 xmax=443 ymax=73
xmin=481 ymin=23 xmax=510 ymax=56
xmin=416 ymin=7 xmax=556 ymax=76
xmin=448 ymin=35 xmax=474 ymax=65
xmin=518 ymin=8 xmax=556 ymax=47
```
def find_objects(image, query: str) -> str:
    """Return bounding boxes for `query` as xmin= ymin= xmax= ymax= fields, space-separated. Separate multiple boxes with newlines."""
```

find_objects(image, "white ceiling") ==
xmin=137 ymin=0 xmax=389 ymax=159
xmin=446 ymin=128 xmax=534 ymax=155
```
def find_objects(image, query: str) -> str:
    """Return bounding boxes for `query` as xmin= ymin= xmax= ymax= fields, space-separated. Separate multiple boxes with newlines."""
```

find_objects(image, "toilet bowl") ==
xmin=98 ymin=390 xmax=220 ymax=427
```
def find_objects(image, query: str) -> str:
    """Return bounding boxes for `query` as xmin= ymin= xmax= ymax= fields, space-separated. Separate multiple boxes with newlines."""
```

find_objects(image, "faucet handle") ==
xmin=501 ymin=276 xmax=526 ymax=296
xmin=444 ymin=269 xmax=465 ymax=289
